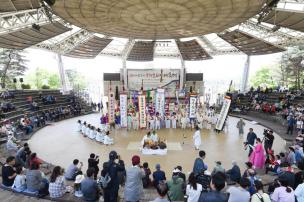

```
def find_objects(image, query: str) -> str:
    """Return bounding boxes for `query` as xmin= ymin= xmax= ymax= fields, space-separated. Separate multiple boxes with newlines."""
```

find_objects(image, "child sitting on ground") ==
xmin=12 ymin=166 xmax=26 ymax=192
xmin=103 ymin=131 xmax=114 ymax=145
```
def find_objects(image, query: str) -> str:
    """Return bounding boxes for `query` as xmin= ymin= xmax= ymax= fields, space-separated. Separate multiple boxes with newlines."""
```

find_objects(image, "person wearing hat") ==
xmin=124 ymin=155 xmax=145 ymax=202
xmin=167 ymin=169 xmax=185 ymax=201
xmin=102 ymin=151 xmax=125 ymax=202
xmin=211 ymin=161 xmax=225 ymax=176
xmin=153 ymin=164 xmax=166 ymax=188
xmin=74 ymin=174 xmax=85 ymax=198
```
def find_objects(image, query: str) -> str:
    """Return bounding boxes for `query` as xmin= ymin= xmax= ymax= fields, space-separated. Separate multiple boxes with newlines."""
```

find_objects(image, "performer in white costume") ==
xmin=150 ymin=130 xmax=159 ymax=142
xmin=141 ymin=131 xmax=152 ymax=146
xmin=149 ymin=115 xmax=155 ymax=130
xmin=181 ymin=114 xmax=187 ymax=130
xmin=95 ymin=128 xmax=104 ymax=143
xmin=81 ymin=122 xmax=87 ymax=135
xmin=85 ymin=124 xmax=91 ymax=137
xmin=171 ymin=113 xmax=177 ymax=129
xmin=165 ymin=115 xmax=171 ymax=129
xmin=132 ymin=113 xmax=139 ymax=130
xmin=155 ymin=114 xmax=161 ymax=130
xmin=77 ymin=120 xmax=82 ymax=132
xmin=89 ymin=126 xmax=96 ymax=139
xmin=104 ymin=131 xmax=114 ymax=145
xmin=193 ymin=126 xmax=202 ymax=150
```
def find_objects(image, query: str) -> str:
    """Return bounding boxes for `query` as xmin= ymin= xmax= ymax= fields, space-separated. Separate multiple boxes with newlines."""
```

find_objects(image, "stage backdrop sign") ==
xmin=155 ymin=89 xmax=165 ymax=116
xmin=138 ymin=95 xmax=146 ymax=128
xmin=108 ymin=91 xmax=116 ymax=123
xmin=215 ymin=96 xmax=231 ymax=130
xmin=120 ymin=94 xmax=127 ymax=128
xmin=189 ymin=95 xmax=197 ymax=118
xmin=127 ymin=69 xmax=180 ymax=90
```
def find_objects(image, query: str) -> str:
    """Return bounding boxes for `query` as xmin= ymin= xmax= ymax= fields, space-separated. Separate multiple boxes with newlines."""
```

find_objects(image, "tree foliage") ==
xmin=25 ymin=67 xmax=60 ymax=89
xmin=0 ymin=49 xmax=28 ymax=88
xmin=250 ymin=65 xmax=279 ymax=88
xmin=279 ymin=46 xmax=304 ymax=90
xmin=65 ymin=69 xmax=87 ymax=90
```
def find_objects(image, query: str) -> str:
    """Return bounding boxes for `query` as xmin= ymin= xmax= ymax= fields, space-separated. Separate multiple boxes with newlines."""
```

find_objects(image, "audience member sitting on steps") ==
xmin=12 ymin=166 xmax=26 ymax=192
xmin=199 ymin=172 xmax=228 ymax=202
xmin=153 ymin=163 xmax=166 ymax=188
xmin=167 ymin=168 xmax=184 ymax=201
xmin=15 ymin=143 xmax=30 ymax=168
xmin=186 ymin=172 xmax=202 ymax=202
xmin=29 ymin=153 xmax=43 ymax=168
xmin=6 ymin=135 xmax=19 ymax=155
xmin=226 ymin=161 xmax=241 ymax=183
xmin=65 ymin=159 xmax=83 ymax=181
xmin=251 ymin=180 xmax=271 ymax=202
xmin=1 ymin=156 xmax=16 ymax=187
xmin=226 ymin=177 xmax=250 ymax=202
xmin=152 ymin=181 xmax=170 ymax=202
xmin=25 ymin=162 xmax=49 ymax=195
xmin=74 ymin=174 xmax=85 ymax=198
xmin=49 ymin=166 xmax=68 ymax=199
xmin=81 ymin=168 xmax=100 ymax=202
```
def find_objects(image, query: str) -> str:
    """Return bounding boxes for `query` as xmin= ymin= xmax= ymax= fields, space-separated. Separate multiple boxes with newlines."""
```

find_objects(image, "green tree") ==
xmin=25 ymin=67 xmax=60 ymax=89
xmin=65 ymin=69 xmax=87 ymax=90
xmin=279 ymin=46 xmax=304 ymax=90
xmin=0 ymin=49 xmax=28 ymax=88
xmin=250 ymin=66 xmax=279 ymax=88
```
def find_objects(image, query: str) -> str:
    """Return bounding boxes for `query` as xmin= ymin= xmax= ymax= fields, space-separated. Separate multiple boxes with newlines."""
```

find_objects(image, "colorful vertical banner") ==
xmin=155 ymin=89 xmax=165 ymax=116
xmin=120 ymin=94 xmax=127 ymax=128
xmin=189 ymin=95 xmax=197 ymax=118
xmin=108 ymin=91 xmax=116 ymax=123
xmin=138 ymin=95 xmax=146 ymax=128
xmin=215 ymin=96 xmax=231 ymax=130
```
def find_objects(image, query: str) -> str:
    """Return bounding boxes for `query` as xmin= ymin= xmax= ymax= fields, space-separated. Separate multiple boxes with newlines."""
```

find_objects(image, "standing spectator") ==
xmin=1 ymin=156 xmax=16 ymax=187
xmin=65 ymin=159 xmax=83 ymax=181
xmin=49 ymin=166 xmax=68 ymax=199
xmin=287 ymin=147 xmax=296 ymax=166
xmin=193 ymin=150 xmax=206 ymax=175
xmin=81 ymin=168 xmax=100 ymax=202
xmin=264 ymin=130 xmax=275 ymax=152
xmin=142 ymin=162 xmax=152 ymax=188
xmin=153 ymin=164 xmax=166 ymax=188
xmin=226 ymin=177 xmax=250 ymax=202
xmin=199 ymin=172 xmax=228 ymax=202
xmin=251 ymin=180 xmax=271 ymax=202
xmin=102 ymin=151 xmax=125 ymax=202
xmin=151 ymin=181 xmax=169 ymax=202
xmin=167 ymin=169 xmax=184 ymax=201
xmin=186 ymin=172 xmax=202 ymax=202
xmin=246 ymin=128 xmax=257 ymax=157
xmin=88 ymin=153 xmax=99 ymax=180
xmin=271 ymin=176 xmax=295 ymax=202
xmin=287 ymin=114 xmax=296 ymax=135
xmin=226 ymin=161 xmax=241 ymax=183
xmin=236 ymin=118 xmax=246 ymax=135
xmin=124 ymin=155 xmax=145 ymax=202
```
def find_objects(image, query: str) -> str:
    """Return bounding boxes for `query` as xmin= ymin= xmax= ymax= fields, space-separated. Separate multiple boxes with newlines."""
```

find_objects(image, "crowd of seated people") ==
xmin=0 ymin=102 xmax=15 ymax=113
xmin=42 ymin=95 xmax=56 ymax=105
xmin=0 ymin=90 xmax=15 ymax=99
xmin=1 ymin=141 xmax=304 ymax=202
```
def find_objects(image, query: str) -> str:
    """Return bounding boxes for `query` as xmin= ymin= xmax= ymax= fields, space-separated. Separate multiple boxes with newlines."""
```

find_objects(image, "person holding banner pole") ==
xmin=193 ymin=126 xmax=202 ymax=150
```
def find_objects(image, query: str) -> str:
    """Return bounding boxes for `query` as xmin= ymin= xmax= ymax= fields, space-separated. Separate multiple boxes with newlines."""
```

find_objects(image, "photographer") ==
xmin=88 ymin=153 xmax=99 ymax=180
xmin=102 ymin=151 xmax=125 ymax=202
xmin=264 ymin=129 xmax=275 ymax=153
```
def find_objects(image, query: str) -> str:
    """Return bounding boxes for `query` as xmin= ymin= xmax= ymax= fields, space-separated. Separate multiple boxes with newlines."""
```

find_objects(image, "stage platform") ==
xmin=29 ymin=113 xmax=286 ymax=175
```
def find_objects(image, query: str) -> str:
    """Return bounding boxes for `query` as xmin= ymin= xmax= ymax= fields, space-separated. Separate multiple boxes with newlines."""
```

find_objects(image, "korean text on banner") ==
xmin=189 ymin=96 xmax=197 ymax=118
xmin=138 ymin=95 xmax=146 ymax=128
xmin=155 ymin=89 xmax=165 ymax=116
xmin=108 ymin=92 xmax=116 ymax=123
xmin=120 ymin=94 xmax=127 ymax=128
xmin=215 ymin=96 xmax=231 ymax=130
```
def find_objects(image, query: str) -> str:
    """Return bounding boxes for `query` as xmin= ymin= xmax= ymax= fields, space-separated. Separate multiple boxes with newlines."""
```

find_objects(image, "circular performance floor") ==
xmin=29 ymin=113 xmax=286 ymax=175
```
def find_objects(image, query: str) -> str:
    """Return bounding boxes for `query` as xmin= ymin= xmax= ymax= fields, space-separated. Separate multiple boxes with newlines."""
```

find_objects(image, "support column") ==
xmin=241 ymin=55 xmax=250 ymax=93
xmin=56 ymin=54 xmax=69 ymax=94
xmin=180 ymin=59 xmax=185 ymax=90
xmin=121 ymin=39 xmax=135 ymax=91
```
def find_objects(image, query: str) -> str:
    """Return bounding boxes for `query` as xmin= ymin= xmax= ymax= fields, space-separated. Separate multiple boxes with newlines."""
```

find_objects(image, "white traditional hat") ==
xmin=74 ymin=174 xmax=85 ymax=184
